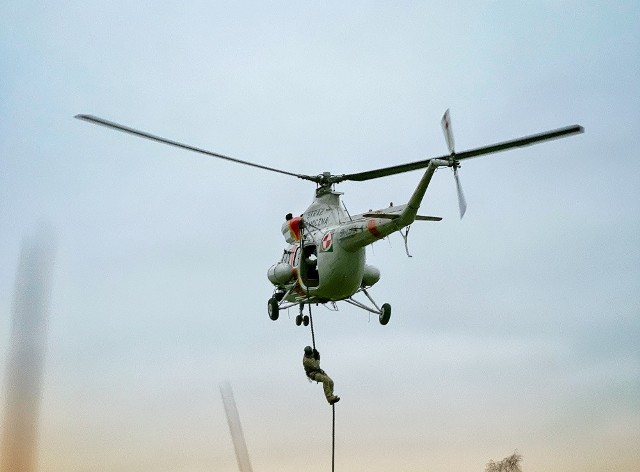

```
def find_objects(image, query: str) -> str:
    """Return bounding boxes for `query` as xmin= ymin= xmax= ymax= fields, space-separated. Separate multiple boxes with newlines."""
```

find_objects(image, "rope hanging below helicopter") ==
xmin=332 ymin=403 xmax=336 ymax=472
xmin=304 ymin=298 xmax=337 ymax=472
xmin=308 ymin=303 xmax=317 ymax=351
xmin=310 ymin=305 xmax=336 ymax=472
xmin=301 ymin=222 xmax=316 ymax=352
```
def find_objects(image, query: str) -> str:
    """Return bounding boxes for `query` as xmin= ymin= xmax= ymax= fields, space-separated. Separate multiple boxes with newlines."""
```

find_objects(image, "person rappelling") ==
xmin=303 ymin=346 xmax=340 ymax=405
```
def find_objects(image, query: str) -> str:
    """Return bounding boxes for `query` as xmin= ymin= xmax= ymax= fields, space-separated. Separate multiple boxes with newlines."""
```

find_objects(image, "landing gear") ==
xmin=344 ymin=287 xmax=392 ymax=325
xmin=295 ymin=312 xmax=310 ymax=326
xmin=274 ymin=289 xmax=285 ymax=302
xmin=379 ymin=303 xmax=391 ymax=325
xmin=268 ymin=297 xmax=279 ymax=321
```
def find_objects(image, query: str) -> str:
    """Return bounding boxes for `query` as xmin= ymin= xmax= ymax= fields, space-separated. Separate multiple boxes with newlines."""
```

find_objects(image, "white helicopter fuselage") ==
xmin=292 ymin=192 xmax=367 ymax=301
xmin=268 ymin=159 xmax=446 ymax=305
xmin=270 ymin=192 xmax=367 ymax=303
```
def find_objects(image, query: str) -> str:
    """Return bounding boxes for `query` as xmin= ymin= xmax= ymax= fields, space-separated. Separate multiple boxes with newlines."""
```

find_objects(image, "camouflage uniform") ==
xmin=303 ymin=347 xmax=339 ymax=404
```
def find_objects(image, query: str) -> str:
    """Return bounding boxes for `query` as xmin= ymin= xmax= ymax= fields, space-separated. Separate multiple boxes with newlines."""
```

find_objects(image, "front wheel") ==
xmin=379 ymin=303 xmax=391 ymax=325
xmin=268 ymin=297 xmax=279 ymax=321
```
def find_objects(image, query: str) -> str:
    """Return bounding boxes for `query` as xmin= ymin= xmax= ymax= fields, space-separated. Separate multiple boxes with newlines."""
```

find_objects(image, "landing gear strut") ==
xmin=269 ymin=290 xmax=391 ymax=325
xmin=343 ymin=287 xmax=392 ymax=325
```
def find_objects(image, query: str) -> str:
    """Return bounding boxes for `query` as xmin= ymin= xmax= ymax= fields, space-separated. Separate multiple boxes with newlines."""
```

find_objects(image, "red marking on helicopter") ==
xmin=288 ymin=248 xmax=297 ymax=266
xmin=321 ymin=231 xmax=334 ymax=252
xmin=288 ymin=217 xmax=303 ymax=241
xmin=367 ymin=219 xmax=383 ymax=239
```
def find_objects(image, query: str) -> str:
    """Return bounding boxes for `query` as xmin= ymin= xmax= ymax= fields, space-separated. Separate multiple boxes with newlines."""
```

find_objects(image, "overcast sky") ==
xmin=1 ymin=2 xmax=639 ymax=471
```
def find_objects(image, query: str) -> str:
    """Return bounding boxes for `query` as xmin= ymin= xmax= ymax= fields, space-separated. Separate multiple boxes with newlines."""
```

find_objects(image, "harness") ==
xmin=305 ymin=368 xmax=325 ymax=382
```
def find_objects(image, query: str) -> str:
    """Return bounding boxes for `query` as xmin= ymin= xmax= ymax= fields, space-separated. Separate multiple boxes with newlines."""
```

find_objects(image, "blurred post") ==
xmin=1 ymin=227 xmax=56 ymax=472
xmin=220 ymin=383 xmax=253 ymax=472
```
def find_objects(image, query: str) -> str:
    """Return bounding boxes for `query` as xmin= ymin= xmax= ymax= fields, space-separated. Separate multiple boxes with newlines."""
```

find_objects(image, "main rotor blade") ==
xmin=339 ymin=124 xmax=583 ymax=182
xmin=75 ymin=114 xmax=313 ymax=181
xmin=220 ymin=383 xmax=253 ymax=472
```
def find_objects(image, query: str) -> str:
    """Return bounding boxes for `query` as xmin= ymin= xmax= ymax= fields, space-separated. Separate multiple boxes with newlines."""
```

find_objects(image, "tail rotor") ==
xmin=441 ymin=109 xmax=467 ymax=218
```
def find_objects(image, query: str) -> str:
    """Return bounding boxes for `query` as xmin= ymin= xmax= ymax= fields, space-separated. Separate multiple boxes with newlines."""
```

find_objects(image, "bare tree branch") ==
xmin=485 ymin=451 xmax=522 ymax=472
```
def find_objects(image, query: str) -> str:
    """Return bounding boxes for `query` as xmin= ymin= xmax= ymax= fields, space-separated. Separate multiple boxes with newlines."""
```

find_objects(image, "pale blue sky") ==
xmin=1 ymin=2 xmax=639 ymax=471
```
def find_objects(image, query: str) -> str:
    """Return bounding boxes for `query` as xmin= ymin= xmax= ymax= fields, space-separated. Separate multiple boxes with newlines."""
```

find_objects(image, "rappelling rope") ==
xmin=299 ymin=233 xmax=335 ymax=472
xmin=301 ymin=222 xmax=316 ymax=352
xmin=308 ymin=303 xmax=316 ymax=351
xmin=307 ymin=300 xmax=336 ymax=472
xmin=332 ymin=403 xmax=336 ymax=472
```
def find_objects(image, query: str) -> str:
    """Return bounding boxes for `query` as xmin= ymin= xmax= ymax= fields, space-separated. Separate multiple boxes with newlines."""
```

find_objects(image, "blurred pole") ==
xmin=220 ymin=383 xmax=253 ymax=472
xmin=1 ymin=226 xmax=56 ymax=472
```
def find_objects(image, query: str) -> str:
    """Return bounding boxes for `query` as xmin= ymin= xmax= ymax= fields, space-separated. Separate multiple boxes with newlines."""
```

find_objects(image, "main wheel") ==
xmin=268 ymin=297 xmax=279 ymax=321
xmin=379 ymin=303 xmax=391 ymax=325
xmin=295 ymin=314 xmax=303 ymax=326
xmin=303 ymin=315 xmax=310 ymax=326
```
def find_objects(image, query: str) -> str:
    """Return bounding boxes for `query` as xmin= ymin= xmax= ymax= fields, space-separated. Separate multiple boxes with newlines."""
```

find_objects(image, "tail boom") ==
xmin=339 ymin=159 xmax=446 ymax=251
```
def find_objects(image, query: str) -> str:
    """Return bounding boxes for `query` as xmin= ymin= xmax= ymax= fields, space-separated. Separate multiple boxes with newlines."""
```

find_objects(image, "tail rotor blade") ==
xmin=454 ymin=168 xmax=467 ymax=219
xmin=220 ymin=383 xmax=253 ymax=472
xmin=441 ymin=108 xmax=455 ymax=154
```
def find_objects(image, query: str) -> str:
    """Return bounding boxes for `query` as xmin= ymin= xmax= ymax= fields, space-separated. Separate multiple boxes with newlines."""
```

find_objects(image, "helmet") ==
xmin=304 ymin=346 xmax=313 ymax=355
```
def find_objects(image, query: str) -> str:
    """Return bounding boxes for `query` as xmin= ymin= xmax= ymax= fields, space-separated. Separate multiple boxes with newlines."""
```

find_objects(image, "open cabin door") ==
xmin=299 ymin=244 xmax=319 ymax=288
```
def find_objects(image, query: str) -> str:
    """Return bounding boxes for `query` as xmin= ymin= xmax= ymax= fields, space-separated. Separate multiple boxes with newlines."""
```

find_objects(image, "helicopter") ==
xmin=75 ymin=111 xmax=583 ymax=326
